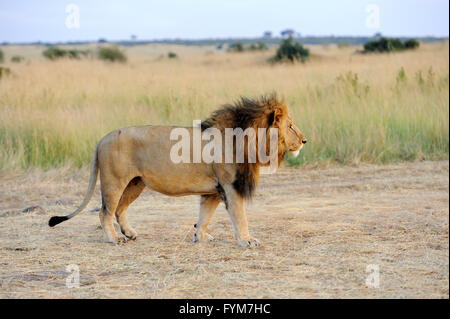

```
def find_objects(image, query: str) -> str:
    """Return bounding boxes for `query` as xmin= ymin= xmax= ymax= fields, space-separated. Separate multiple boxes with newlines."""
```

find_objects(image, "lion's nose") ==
xmin=302 ymin=139 xmax=307 ymax=144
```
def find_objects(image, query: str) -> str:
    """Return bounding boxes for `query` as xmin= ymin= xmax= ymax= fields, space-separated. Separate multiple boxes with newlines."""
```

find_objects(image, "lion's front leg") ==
xmin=193 ymin=194 xmax=220 ymax=242
xmin=222 ymin=184 xmax=261 ymax=247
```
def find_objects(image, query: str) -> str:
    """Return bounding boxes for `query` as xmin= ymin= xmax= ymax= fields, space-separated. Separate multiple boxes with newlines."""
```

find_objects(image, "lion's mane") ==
xmin=201 ymin=94 xmax=288 ymax=198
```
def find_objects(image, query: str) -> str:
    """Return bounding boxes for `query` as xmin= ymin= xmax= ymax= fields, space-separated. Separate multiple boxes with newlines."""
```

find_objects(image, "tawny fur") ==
xmin=49 ymin=94 xmax=306 ymax=247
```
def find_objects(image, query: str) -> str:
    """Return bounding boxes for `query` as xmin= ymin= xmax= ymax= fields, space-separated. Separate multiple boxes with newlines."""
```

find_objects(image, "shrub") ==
xmin=404 ymin=39 xmax=420 ymax=50
xmin=43 ymin=46 xmax=89 ymax=60
xmin=229 ymin=42 xmax=268 ymax=52
xmin=43 ymin=47 xmax=68 ymax=60
xmin=66 ymin=49 xmax=89 ymax=59
xmin=97 ymin=46 xmax=127 ymax=63
xmin=11 ymin=55 xmax=25 ymax=63
xmin=249 ymin=42 xmax=268 ymax=51
xmin=0 ymin=66 xmax=11 ymax=79
xmin=271 ymin=37 xmax=309 ymax=63
xmin=229 ymin=42 xmax=244 ymax=52
xmin=363 ymin=37 xmax=420 ymax=53
xmin=0 ymin=49 xmax=4 ymax=63
xmin=167 ymin=52 xmax=177 ymax=59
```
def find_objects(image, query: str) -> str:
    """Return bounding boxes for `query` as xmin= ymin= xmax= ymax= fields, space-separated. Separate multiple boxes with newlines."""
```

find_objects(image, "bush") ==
xmin=0 ymin=66 xmax=11 ymax=79
xmin=248 ymin=42 xmax=268 ymax=51
xmin=229 ymin=42 xmax=268 ymax=52
xmin=271 ymin=37 xmax=309 ymax=63
xmin=167 ymin=52 xmax=177 ymax=59
xmin=66 ymin=49 xmax=89 ymax=59
xmin=229 ymin=42 xmax=244 ymax=52
xmin=404 ymin=39 xmax=420 ymax=50
xmin=0 ymin=49 xmax=4 ymax=63
xmin=363 ymin=37 xmax=420 ymax=53
xmin=11 ymin=55 xmax=25 ymax=63
xmin=43 ymin=47 xmax=67 ymax=60
xmin=43 ymin=46 xmax=89 ymax=60
xmin=97 ymin=46 xmax=127 ymax=63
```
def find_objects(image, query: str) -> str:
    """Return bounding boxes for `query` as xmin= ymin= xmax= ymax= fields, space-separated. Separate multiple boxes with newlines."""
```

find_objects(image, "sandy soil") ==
xmin=0 ymin=161 xmax=448 ymax=298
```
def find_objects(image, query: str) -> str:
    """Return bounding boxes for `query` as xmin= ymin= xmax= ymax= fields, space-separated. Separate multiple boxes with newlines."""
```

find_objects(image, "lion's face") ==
xmin=282 ymin=117 xmax=307 ymax=158
xmin=269 ymin=102 xmax=307 ymax=159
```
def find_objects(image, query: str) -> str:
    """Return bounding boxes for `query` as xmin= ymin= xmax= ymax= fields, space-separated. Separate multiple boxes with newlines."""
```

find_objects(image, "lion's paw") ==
xmin=117 ymin=236 xmax=128 ymax=245
xmin=238 ymin=237 xmax=261 ymax=247
xmin=122 ymin=228 xmax=138 ymax=241
xmin=105 ymin=233 xmax=129 ymax=245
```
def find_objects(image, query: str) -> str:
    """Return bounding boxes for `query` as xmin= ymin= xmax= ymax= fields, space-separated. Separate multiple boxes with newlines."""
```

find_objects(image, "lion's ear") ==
xmin=268 ymin=108 xmax=284 ymax=127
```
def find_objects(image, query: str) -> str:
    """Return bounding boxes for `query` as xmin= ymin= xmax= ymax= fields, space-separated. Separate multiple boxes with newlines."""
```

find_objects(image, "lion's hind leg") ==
xmin=193 ymin=194 xmax=220 ymax=242
xmin=98 ymin=175 xmax=130 ymax=243
xmin=115 ymin=177 xmax=145 ymax=240
xmin=99 ymin=193 xmax=123 ymax=243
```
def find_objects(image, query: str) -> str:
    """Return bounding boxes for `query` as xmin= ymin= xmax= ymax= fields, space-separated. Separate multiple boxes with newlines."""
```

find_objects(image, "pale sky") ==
xmin=0 ymin=0 xmax=448 ymax=43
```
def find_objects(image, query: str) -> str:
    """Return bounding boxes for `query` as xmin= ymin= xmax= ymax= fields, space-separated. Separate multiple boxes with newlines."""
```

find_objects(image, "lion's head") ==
xmin=201 ymin=94 xmax=307 ymax=198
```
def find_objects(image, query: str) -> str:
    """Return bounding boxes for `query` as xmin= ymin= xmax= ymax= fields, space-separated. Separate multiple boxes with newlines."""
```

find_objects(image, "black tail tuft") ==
xmin=48 ymin=216 xmax=68 ymax=227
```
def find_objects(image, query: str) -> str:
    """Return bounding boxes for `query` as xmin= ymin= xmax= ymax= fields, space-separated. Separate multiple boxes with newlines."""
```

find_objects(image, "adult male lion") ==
xmin=49 ymin=94 xmax=307 ymax=247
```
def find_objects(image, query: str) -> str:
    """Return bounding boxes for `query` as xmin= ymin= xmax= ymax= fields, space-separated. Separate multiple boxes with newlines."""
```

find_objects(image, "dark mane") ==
xmin=201 ymin=94 xmax=287 ymax=199
xmin=201 ymin=94 xmax=282 ymax=131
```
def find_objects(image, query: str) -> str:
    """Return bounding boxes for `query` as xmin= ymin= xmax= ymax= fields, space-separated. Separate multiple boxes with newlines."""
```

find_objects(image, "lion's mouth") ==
xmin=290 ymin=144 xmax=303 ymax=158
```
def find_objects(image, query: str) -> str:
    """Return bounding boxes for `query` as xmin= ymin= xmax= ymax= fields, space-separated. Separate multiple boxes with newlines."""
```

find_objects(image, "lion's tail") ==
xmin=48 ymin=144 xmax=99 ymax=227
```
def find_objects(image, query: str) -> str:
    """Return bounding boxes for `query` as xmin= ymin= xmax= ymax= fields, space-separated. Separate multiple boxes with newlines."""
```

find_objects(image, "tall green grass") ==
xmin=0 ymin=44 xmax=448 ymax=171
xmin=287 ymin=69 xmax=449 ymax=166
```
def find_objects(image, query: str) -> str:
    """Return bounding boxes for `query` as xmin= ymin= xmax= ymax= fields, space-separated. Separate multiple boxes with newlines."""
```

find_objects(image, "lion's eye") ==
xmin=289 ymin=124 xmax=294 ymax=130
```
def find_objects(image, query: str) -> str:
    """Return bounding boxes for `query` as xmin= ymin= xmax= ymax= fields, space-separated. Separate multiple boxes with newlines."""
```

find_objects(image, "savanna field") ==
xmin=0 ymin=42 xmax=448 ymax=298
xmin=0 ymin=42 xmax=448 ymax=170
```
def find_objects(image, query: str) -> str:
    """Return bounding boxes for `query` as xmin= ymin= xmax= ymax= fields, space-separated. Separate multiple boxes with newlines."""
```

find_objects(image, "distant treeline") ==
xmin=2 ymin=36 xmax=447 ymax=47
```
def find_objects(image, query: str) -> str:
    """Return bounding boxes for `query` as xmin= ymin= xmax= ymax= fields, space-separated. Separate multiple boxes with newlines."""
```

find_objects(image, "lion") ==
xmin=48 ymin=94 xmax=307 ymax=247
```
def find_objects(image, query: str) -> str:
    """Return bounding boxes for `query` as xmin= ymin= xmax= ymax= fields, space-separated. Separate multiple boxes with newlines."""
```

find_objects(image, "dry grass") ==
xmin=0 ymin=42 xmax=448 ymax=169
xmin=0 ymin=42 xmax=448 ymax=299
xmin=0 ymin=161 xmax=448 ymax=298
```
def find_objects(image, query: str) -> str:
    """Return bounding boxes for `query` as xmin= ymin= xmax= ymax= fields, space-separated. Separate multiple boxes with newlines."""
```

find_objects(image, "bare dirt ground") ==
xmin=0 ymin=161 xmax=448 ymax=298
